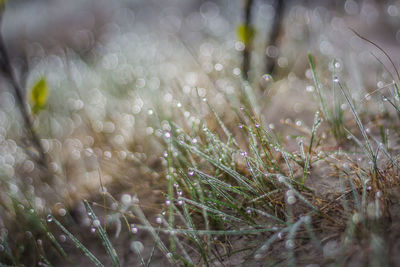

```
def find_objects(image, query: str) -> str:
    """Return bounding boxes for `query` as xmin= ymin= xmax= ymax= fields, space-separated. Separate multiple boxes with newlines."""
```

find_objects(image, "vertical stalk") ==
xmin=242 ymin=0 xmax=254 ymax=80
xmin=0 ymin=10 xmax=52 ymax=183
xmin=265 ymin=0 xmax=285 ymax=76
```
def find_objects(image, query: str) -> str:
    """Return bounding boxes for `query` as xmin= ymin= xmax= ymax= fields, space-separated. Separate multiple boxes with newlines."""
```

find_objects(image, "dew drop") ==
xmin=262 ymin=74 xmax=272 ymax=82
xmin=93 ymin=219 xmax=100 ymax=227
xmin=333 ymin=76 xmax=339 ymax=83
xmin=131 ymin=225 xmax=138 ymax=234
xmin=306 ymin=85 xmax=314 ymax=92
xmin=285 ymin=240 xmax=295 ymax=249
xmin=59 ymin=208 xmax=67 ymax=216
xmin=287 ymin=196 xmax=296 ymax=205
xmin=47 ymin=215 xmax=53 ymax=222
xmin=59 ymin=235 xmax=67 ymax=242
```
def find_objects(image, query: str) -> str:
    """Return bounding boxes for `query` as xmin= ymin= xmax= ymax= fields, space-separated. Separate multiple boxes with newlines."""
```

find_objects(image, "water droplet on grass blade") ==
xmin=131 ymin=225 xmax=138 ymax=234
xmin=287 ymin=196 xmax=296 ymax=205
xmin=262 ymin=74 xmax=272 ymax=82
xmin=306 ymin=85 xmax=314 ymax=92
xmin=131 ymin=241 xmax=144 ymax=253
xmin=285 ymin=240 xmax=295 ymax=249
xmin=59 ymin=235 xmax=66 ymax=242
xmin=333 ymin=76 xmax=339 ymax=83
xmin=93 ymin=219 xmax=100 ymax=227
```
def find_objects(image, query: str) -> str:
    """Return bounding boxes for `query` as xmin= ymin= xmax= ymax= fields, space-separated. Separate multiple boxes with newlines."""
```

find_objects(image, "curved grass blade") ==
xmin=50 ymin=216 xmax=104 ymax=267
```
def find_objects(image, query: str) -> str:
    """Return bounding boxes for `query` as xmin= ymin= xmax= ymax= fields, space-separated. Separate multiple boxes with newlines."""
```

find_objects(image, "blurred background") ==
xmin=0 ymin=0 xmax=400 ymax=265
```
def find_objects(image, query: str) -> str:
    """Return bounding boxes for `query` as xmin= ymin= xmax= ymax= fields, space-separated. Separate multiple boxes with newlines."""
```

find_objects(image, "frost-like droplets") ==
xmin=131 ymin=225 xmax=138 ymax=234
xmin=59 ymin=208 xmax=67 ymax=216
xmin=287 ymin=196 xmax=296 ymax=205
xmin=285 ymin=240 xmax=295 ymax=249
xmin=240 ymin=151 xmax=247 ymax=157
xmin=277 ymin=175 xmax=285 ymax=183
xmin=333 ymin=76 xmax=339 ymax=83
xmin=90 ymin=227 xmax=96 ymax=234
xmin=121 ymin=194 xmax=132 ymax=205
xmin=306 ymin=85 xmax=315 ymax=92
xmin=382 ymin=95 xmax=388 ymax=102
xmin=130 ymin=241 xmax=144 ymax=253
xmin=156 ymin=217 xmax=162 ymax=224
xmin=188 ymin=169 xmax=194 ymax=176
xmin=255 ymin=123 xmax=260 ymax=128
xmin=334 ymin=62 xmax=341 ymax=69
xmin=47 ymin=214 xmax=53 ymax=222
xmin=262 ymin=74 xmax=272 ymax=82
xmin=59 ymin=234 xmax=67 ymax=242
xmin=165 ymin=199 xmax=171 ymax=206
xmin=93 ymin=219 xmax=100 ymax=227
xmin=177 ymin=199 xmax=183 ymax=206
xmin=254 ymin=253 xmax=263 ymax=260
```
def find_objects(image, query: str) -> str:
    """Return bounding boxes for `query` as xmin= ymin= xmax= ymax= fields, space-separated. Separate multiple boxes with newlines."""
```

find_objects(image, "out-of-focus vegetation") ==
xmin=1 ymin=0 xmax=400 ymax=266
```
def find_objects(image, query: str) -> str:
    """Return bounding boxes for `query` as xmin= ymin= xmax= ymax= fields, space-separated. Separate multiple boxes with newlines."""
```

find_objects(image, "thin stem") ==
xmin=0 ymin=13 xmax=52 ymax=183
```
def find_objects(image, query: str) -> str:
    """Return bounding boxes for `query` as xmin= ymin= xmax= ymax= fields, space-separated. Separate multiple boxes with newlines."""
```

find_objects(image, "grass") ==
xmin=1 ymin=1 xmax=400 ymax=266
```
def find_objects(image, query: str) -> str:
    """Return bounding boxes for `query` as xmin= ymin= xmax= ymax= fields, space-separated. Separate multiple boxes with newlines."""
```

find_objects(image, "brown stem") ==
xmin=265 ymin=0 xmax=285 ymax=76
xmin=0 ymin=13 xmax=52 ymax=183
xmin=242 ymin=0 xmax=253 ymax=81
